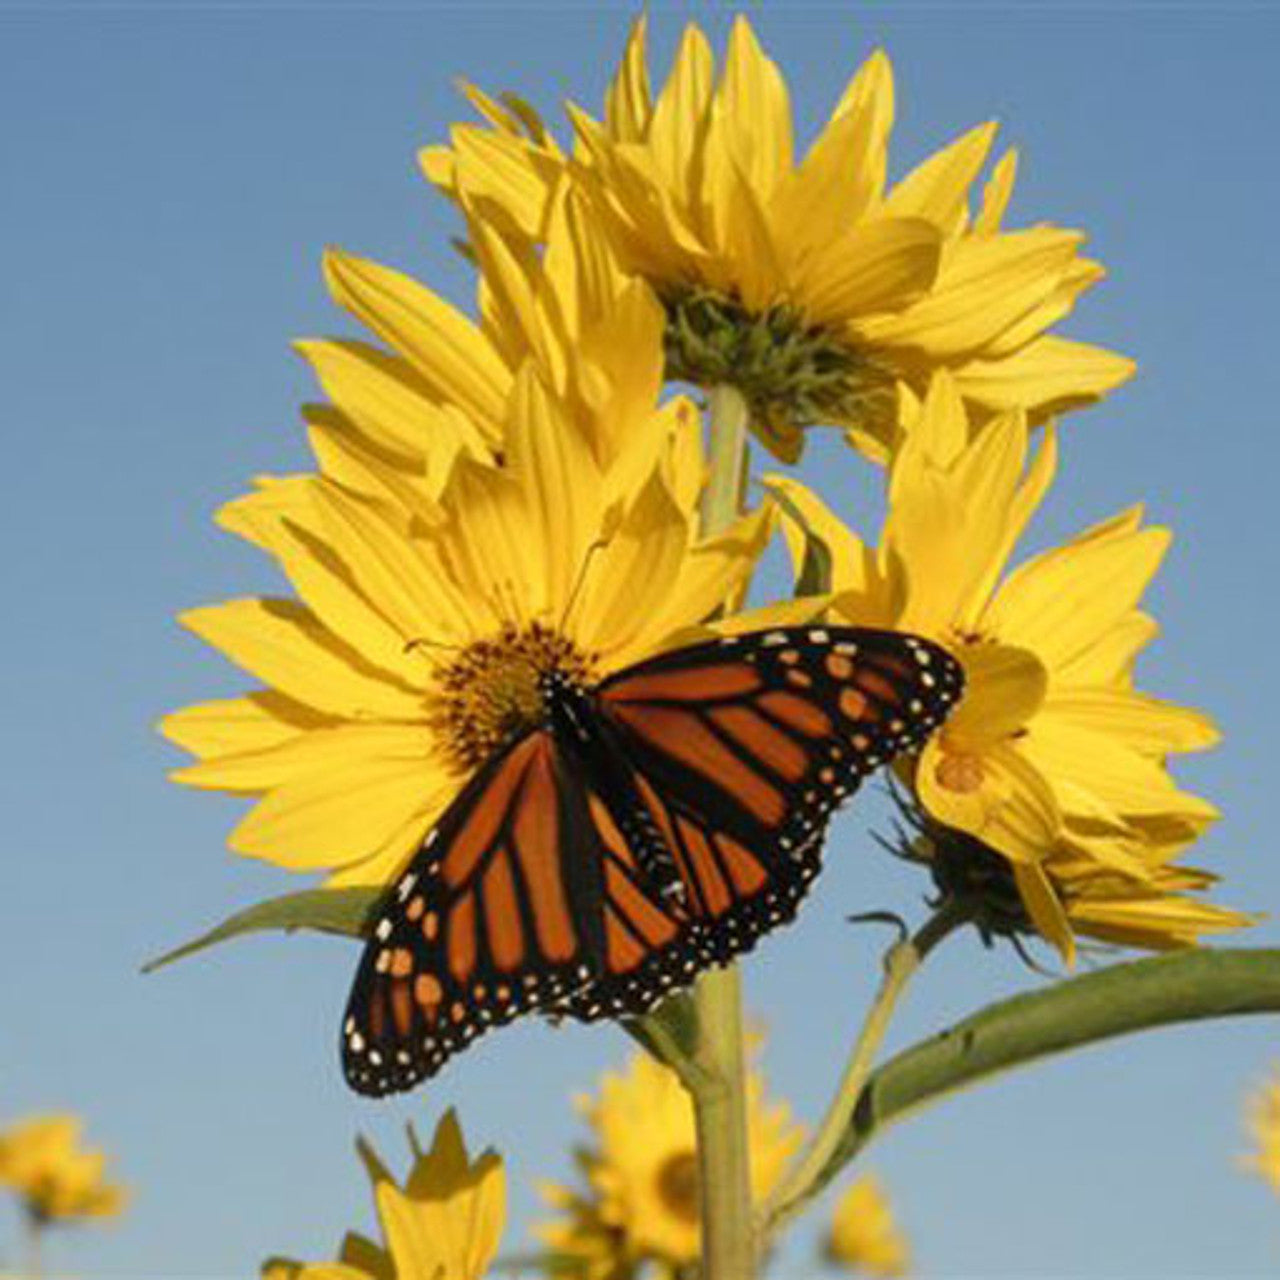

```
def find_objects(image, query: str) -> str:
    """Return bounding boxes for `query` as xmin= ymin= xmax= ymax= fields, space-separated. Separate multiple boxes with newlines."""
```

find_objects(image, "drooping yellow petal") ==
xmin=1012 ymin=860 xmax=1076 ymax=963
xmin=919 ymin=736 xmax=1060 ymax=866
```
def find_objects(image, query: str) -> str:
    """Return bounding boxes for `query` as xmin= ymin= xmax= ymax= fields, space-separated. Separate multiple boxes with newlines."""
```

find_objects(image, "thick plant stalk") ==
xmin=689 ymin=383 xmax=756 ymax=1280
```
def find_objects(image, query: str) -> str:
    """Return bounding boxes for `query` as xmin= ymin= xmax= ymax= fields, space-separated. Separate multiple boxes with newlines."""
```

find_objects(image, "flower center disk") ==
xmin=654 ymin=1151 xmax=701 ymax=1225
xmin=432 ymin=622 xmax=598 ymax=771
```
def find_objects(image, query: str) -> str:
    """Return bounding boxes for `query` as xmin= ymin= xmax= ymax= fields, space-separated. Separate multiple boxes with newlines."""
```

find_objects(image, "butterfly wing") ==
xmin=342 ymin=625 xmax=964 ymax=1088
xmin=562 ymin=625 xmax=963 ymax=1019
xmin=341 ymin=730 xmax=606 ymax=1096
xmin=600 ymin=625 xmax=962 ymax=856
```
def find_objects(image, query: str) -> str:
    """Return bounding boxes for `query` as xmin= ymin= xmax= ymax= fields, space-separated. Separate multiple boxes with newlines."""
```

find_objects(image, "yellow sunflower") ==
xmin=1241 ymin=1064 xmax=1280 ymax=1196
xmin=422 ymin=14 xmax=1133 ymax=463
xmin=537 ymin=1045 xmax=803 ymax=1275
xmin=299 ymin=179 xmax=668 ymax=503
xmin=263 ymin=1110 xmax=504 ymax=1280
xmin=163 ymin=353 xmax=773 ymax=886
xmin=0 ymin=1114 xmax=127 ymax=1224
xmin=771 ymin=372 xmax=1247 ymax=958
xmin=825 ymin=1175 xmax=910 ymax=1277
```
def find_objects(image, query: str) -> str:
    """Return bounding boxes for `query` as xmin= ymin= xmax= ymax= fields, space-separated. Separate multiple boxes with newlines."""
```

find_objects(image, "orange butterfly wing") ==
xmin=341 ymin=731 xmax=605 ymax=1096
xmin=565 ymin=625 xmax=963 ymax=1019
xmin=342 ymin=625 xmax=963 ymax=1088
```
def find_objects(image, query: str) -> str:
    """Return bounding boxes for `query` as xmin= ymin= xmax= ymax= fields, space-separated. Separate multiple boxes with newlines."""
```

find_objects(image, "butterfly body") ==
xmin=544 ymin=670 xmax=690 ymax=907
xmin=342 ymin=625 xmax=963 ymax=1097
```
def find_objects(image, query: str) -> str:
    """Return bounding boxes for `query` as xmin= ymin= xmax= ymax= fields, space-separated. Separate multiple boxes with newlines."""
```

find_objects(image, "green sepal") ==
xmin=762 ymin=477 xmax=835 ymax=596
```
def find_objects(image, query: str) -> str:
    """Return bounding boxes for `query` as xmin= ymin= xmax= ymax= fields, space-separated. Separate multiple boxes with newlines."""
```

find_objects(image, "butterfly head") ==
xmin=429 ymin=621 xmax=600 ymax=770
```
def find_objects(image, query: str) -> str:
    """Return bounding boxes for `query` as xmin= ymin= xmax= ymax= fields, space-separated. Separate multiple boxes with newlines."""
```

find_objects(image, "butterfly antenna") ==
xmin=404 ymin=636 xmax=462 ymax=657
xmin=557 ymin=537 xmax=610 ymax=636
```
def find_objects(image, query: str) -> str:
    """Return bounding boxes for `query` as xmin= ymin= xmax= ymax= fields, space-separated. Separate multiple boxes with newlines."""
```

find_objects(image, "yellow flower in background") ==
xmin=423 ymin=14 xmax=1132 ymax=463
xmin=163 ymin=351 xmax=773 ymax=886
xmin=825 ymin=1175 xmax=910 ymax=1277
xmin=264 ymin=1110 xmax=504 ymax=1280
xmin=1241 ymin=1064 xmax=1280 ymax=1196
xmin=538 ymin=1046 xmax=803 ymax=1274
xmin=535 ymin=1181 xmax=636 ymax=1280
xmin=0 ymin=1114 xmax=127 ymax=1223
xmin=772 ymin=372 xmax=1244 ymax=959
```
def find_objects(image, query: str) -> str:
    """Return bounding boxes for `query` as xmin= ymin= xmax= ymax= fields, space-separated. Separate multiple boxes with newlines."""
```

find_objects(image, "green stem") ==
xmin=23 ymin=1208 xmax=44 ymax=1280
xmin=689 ymin=383 xmax=755 ymax=1280
xmin=762 ymin=903 xmax=964 ymax=1235
xmin=839 ymin=945 xmax=1280 ymax=1173
xmin=770 ymin=946 xmax=1280 ymax=1216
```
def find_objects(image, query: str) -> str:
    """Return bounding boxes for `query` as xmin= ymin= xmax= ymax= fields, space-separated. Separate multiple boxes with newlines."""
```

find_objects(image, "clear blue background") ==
xmin=2 ymin=3 xmax=1279 ymax=1277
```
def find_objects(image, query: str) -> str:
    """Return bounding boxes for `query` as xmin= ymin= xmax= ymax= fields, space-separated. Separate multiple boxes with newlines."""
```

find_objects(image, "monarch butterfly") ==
xmin=342 ymin=624 xmax=963 ymax=1096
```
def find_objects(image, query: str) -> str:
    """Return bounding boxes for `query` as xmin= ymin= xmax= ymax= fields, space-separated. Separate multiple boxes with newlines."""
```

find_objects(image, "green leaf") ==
xmin=775 ymin=947 xmax=1280 ymax=1224
xmin=624 ymin=990 xmax=719 ymax=1097
xmin=762 ymin=479 xmax=833 ymax=595
xmin=141 ymin=887 xmax=382 ymax=974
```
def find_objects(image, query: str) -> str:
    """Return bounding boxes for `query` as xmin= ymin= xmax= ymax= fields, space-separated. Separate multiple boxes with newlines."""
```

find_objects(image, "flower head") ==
xmin=0 ymin=1114 xmax=127 ymax=1224
xmin=1241 ymin=1063 xmax=1280 ymax=1196
xmin=773 ymin=373 xmax=1247 ymax=959
xmin=423 ymin=15 xmax=1133 ymax=462
xmin=264 ymin=1110 xmax=504 ymax=1280
xmin=537 ymin=1045 xmax=803 ymax=1275
xmin=164 ymin=253 xmax=774 ymax=887
xmin=825 ymin=1175 xmax=910 ymax=1277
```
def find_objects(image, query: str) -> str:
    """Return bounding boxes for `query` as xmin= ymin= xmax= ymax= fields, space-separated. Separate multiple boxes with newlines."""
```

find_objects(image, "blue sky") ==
xmin=2 ymin=3 xmax=1279 ymax=1277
